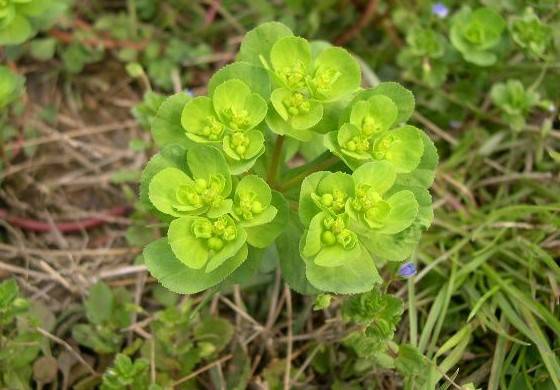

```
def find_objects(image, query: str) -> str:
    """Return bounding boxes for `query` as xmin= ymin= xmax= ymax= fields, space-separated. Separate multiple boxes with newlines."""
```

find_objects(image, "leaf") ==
xmin=277 ymin=214 xmax=320 ymax=295
xmin=151 ymin=92 xmax=193 ymax=148
xmin=350 ymin=95 xmax=398 ymax=134
xmin=0 ymin=14 xmax=33 ymax=46
xmin=139 ymin=144 xmax=187 ymax=211
xmin=194 ymin=317 xmax=234 ymax=353
xmin=299 ymin=171 xmax=330 ymax=225
xmin=167 ymin=217 xmax=210 ymax=269
xmin=395 ymin=131 xmax=438 ymax=188
xmin=377 ymin=190 xmax=419 ymax=234
xmin=212 ymin=79 xmax=267 ymax=131
xmin=245 ymin=191 xmax=288 ymax=248
xmin=352 ymin=161 xmax=397 ymax=195
xmin=181 ymin=96 xmax=225 ymax=143
xmin=84 ymin=282 xmax=114 ymax=325
xmin=376 ymin=125 xmax=424 ymax=173
xmin=208 ymin=62 xmax=271 ymax=99
xmin=367 ymin=82 xmax=415 ymax=124
xmin=187 ymin=144 xmax=232 ymax=196
xmin=237 ymin=22 xmax=294 ymax=67
xmin=148 ymin=167 xmax=196 ymax=217
xmin=270 ymin=36 xmax=312 ymax=87
xmin=304 ymin=243 xmax=381 ymax=294
xmin=144 ymin=238 xmax=248 ymax=294
xmin=310 ymin=47 xmax=361 ymax=101
xmin=360 ymin=224 xmax=423 ymax=262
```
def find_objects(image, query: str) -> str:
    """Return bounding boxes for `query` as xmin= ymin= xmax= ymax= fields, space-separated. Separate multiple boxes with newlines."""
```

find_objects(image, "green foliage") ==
xmin=72 ymin=282 xmax=134 ymax=354
xmin=0 ymin=65 xmax=24 ymax=108
xmin=450 ymin=7 xmax=506 ymax=66
xmin=0 ymin=0 xmax=68 ymax=45
xmin=510 ymin=7 xmax=552 ymax=59
xmin=101 ymin=354 xmax=150 ymax=390
xmin=0 ymin=279 xmax=43 ymax=389
xmin=490 ymin=79 xmax=543 ymax=131
xmin=140 ymin=21 xmax=435 ymax=296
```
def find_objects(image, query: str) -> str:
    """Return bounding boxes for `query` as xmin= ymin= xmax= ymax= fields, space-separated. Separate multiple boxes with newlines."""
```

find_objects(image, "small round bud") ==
xmin=251 ymin=201 xmax=263 ymax=214
xmin=236 ymin=145 xmax=247 ymax=156
xmin=321 ymin=231 xmax=337 ymax=245
xmin=208 ymin=237 xmax=224 ymax=251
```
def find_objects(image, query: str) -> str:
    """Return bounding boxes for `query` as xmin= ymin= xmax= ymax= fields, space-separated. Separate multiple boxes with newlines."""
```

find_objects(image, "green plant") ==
xmin=71 ymin=282 xmax=135 ymax=354
xmin=0 ymin=0 xmax=68 ymax=46
xmin=510 ymin=7 xmax=552 ymax=59
xmin=101 ymin=354 xmax=151 ymax=390
xmin=490 ymin=79 xmax=544 ymax=131
xmin=140 ymin=22 xmax=436 ymax=296
xmin=450 ymin=7 xmax=506 ymax=66
xmin=0 ymin=279 xmax=43 ymax=389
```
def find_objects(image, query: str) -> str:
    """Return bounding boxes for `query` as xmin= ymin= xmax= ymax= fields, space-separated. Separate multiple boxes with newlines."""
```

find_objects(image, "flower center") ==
xmin=283 ymin=92 xmax=311 ymax=117
xmin=192 ymin=216 xmax=237 ymax=252
xmin=372 ymin=134 xmax=398 ymax=160
xmin=310 ymin=67 xmax=341 ymax=96
xmin=464 ymin=23 xmax=485 ymax=45
xmin=344 ymin=136 xmax=370 ymax=153
xmin=352 ymin=184 xmax=392 ymax=227
xmin=174 ymin=175 xmax=226 ymax=211
xmin=321 ymin=216 xmax=356 ymax=249
xmin=224 ymin=108 xmax=250 ymax=131
xmin=279 ymin=61 xmax=307 ymax=90
xmin=362 ymin=116 xmax=383 ymax=136
xmin=318 ymin=189 xmax=347 ymax=214
xmin=191 ymin=116 xmax=224 ymax=141
xmin=235 ymin=192 xmax=264 ymax=221
xmin=229 ymin=132 xmax=250 ymax=158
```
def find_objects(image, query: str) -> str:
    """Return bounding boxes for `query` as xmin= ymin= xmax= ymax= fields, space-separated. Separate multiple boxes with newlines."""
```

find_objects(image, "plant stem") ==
xmin=267 ymin=135 xmax=285 ymax=186
xmin=277 ymin=155 xmax=339 ymax=192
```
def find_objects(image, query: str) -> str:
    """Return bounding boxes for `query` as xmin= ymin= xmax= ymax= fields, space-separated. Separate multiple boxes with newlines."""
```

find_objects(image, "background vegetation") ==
xmin=0 ymin=0 xmax=559 ymax=388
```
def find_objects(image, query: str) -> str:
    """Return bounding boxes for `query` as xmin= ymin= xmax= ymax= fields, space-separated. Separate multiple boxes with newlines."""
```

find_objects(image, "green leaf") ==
xmin=277 ymin=214 xmax=320 ymax=295
xmin=148 ymin=167 xmax=197 ymax=217
xmin=139 ymin=144 xmax=187 ymax=212
xmin=299 ymin=171 xmax=331 ymax=226
xmin=144 ymin=239 xmax=248 ymax=294
xmin=304 ymin=242 xmax=381 ymax=294
xmin=361 ymin=225 xmax=422 ymax=262
xmin=352 ymin=161 xmax=397 ymax=195
xmin=265 ymin=106 xmax=314 ymax=142
xmin=29 ymin=38 xmax=57 ymax=61
xmin=395 ymin=132 xmax=438 ymax=188
xmin=181 ymin=96 xmax=224 ymax=143
xmin=378 ymin=190 xmax=418 ymax=234
xmin=213 ymin=79 xmax=267 ymax=131
xmin=187 ymin=144 xmax=232 ymax=196
xmin=350 ymin=95 xmax=398 ymax=134
xmin=270 ymin=36 xmax=312 ymax=89
xmin=151 ymin=92 xmax=193 ymax=148
xmin=84 ymin=282 xmax=114 ymax=325
xmin=365 ymin=82 xmax=415 ymax=124
xmin=208 ymin=62 xmax=271 ymax=99
xmin=245 ymin=191 xmax=288 ymax=248
xmin=310 ymin=47 xmax=361 ymax=101
xmin=0 ymin=14 xmax=32 ymax=45
xmin=237 ymin=22 xmax=293 ymax=68
xmin=374 ymin=125 xmax=424 ymax=173
xmin=338 ymin=123 xmax=371 ymax=160
xmin=270 ymin=88 xmax=323 ymax=130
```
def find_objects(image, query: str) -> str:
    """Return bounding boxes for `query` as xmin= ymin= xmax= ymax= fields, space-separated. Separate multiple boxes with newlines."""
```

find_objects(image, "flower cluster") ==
xmin=140 ymin=22 xmax=436 ymax=295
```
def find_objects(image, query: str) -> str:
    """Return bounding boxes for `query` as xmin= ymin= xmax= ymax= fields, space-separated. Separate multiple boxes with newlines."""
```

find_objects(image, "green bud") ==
xmin=321 ymin=231 xmax=337 ymax=246
xmin=251 ymin=200 xmax=263 ymax=214
xmin=192 ymin=219 xmax=213 ymax=239
xmin=321 ymin=193 xmax=333 ymax=207
xmin=208 ymin=237 xmax=224 ymax=251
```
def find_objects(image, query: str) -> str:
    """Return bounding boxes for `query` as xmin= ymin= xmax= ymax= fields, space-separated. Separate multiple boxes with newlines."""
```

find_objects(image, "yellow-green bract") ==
xmin=140 ymin=22 xmax=437 ymax=295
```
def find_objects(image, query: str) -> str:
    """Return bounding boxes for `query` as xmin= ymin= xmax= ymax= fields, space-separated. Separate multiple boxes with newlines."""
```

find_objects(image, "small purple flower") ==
xmin=399 ymin=262 xmax=417 ymax=278
xmin=432 ymin=3 xmax=449 ymax=18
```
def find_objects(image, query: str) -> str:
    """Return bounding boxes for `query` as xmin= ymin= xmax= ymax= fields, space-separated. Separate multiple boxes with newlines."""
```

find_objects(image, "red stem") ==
xmin=0 ymin=206 xmax=131 ymax=233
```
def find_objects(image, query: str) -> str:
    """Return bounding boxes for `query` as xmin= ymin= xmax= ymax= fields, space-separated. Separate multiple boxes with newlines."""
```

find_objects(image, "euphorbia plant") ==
xmin=140 ymin=22 xmax=437 ymax=296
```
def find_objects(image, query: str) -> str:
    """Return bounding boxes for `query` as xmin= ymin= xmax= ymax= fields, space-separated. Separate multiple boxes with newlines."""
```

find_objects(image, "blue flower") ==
xmin=399 ymin=262 xmax=417 ymax=278
xmin=432 ymin=3 xmax=449 ymax=18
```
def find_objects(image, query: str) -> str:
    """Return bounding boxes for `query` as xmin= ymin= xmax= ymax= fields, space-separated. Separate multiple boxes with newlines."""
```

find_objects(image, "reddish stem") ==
xmin=204 ymin=0 xmax=221 ymax=26
xmin=0 ymin=206 xmax=131 ymax=233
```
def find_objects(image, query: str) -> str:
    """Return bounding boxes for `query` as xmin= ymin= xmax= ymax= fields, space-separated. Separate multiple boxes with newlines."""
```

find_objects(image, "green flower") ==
xmin=182 ymin=79 xmax=267 ymax=142
xmin=347 ymin=161 xmax=418 ymax=234
xmin=262 ymin=34 xmax=360 ymax=141
xmin=450 ymin=7 xmax=506 ymax=66
xmin=490 ymin=79 xmax=541 ymax=131
xmin=168 ymin=214 xmax=246 ymax=273
xmin=0 ymin=65 xmax=24 ymax=108
xmin=181 ymin=79 xmax=267 ymax=173
xmin=510 ymin=8 xmax=552 ymax=59
xmin=326 ymin=95 xmax=424 ymax=174
xmin=299 ymin=171 xmax=355 ymax=226
xmin=148 ymin=145 xmax=232 ymax=218
xmin=232 ymin=175 xmax=277 ymax=228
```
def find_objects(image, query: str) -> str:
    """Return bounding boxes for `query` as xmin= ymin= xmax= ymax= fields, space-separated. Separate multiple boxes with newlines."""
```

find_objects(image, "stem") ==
xmin=277 ymin=155 xmax=339 ymax=192
xmin=267 ymin=135 xmax=285 ymax=186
